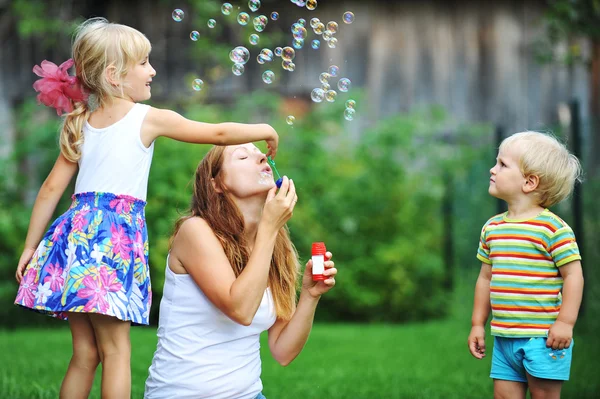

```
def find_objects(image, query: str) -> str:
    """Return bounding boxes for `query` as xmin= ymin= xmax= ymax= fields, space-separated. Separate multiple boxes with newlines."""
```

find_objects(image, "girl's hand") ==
xmin=261 ymin=176 xmax=297 ymax=234
xmin=265 ymin=128 xmax=279 ymax=159
xmin=302 ymin=251 xmax=337 ymax=298
xmin=15 ymin=247 xmax=36 ymax=283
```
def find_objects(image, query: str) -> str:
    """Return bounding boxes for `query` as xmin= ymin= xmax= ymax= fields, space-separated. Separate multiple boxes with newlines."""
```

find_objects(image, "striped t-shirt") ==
xmin=477 ymin=209 xmax=581 ymax=338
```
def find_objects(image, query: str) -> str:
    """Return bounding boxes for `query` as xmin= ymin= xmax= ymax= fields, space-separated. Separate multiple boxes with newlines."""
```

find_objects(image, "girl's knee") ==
xmin=73 ymin=340 xmax=101 ymax=369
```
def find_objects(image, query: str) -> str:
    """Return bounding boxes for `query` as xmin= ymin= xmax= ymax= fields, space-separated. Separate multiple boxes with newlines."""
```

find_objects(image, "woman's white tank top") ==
xmin=74 ymin=103 xmax=153 ymax=201
xmin=144 ymin=257 xmax=277 ymax=399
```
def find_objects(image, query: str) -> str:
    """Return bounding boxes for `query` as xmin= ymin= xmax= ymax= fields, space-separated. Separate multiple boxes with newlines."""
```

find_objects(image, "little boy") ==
xmin=467 ymin=131 xmax=584 ymax=398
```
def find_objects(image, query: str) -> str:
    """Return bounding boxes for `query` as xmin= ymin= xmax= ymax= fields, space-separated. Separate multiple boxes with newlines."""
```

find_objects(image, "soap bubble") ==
xmin=319 ymin=72 xmax=331 ymax=84
xmin=313 ymin=22 xmax=325 ymax=35
xmin=343 ymin=11 xmax=355 ymax=24
xmin=281 ymin=46 xmax=296 ymax=61
xmin=321 ymin=82 xmax=331 ymax=91
xmin=221 ymin=3 xmax=233 ymax=15
xmin=344 ymin=108 xmax=356 ymax=120
xmin=257 ymin=54 xmax=266 ymax=64
xmin=337 ymin=77 xmax=351 ymax=92
xmin=326 ymin=21 xmax=339 ymax=33
xmin=190 ymin=31 xmax=199 ymax=41
xmin=249 ymin=34 xmax=260 ymax=45
xmin=260 ymin=48 xmax=274 ymax=61
xmin=248 ymin=0 xmax=261 ymax=12
xmin=310 ymin=18 xmax=320 ymax=28
xmin=207 ymin=19 xmax=217 ymax=28
xmin=286 ymin=115 xmax=295 ymax=125
xmin=292 ymin=38 xmax=304 ymax=49
xmin=271 ymin=11 xmax=279 ymax=20
xmin=345 ymin=99 xmax=356 ymax=109
xmin=311 ymin=88 xmax=325 ymax=103
xmin=274 ymin=47 xmax=283 ymax=57
xmin=306 ymin=0 xmax=317 ymax=10
xmin=192 ymin=78 xmax=204 ymax=91
xmin=237 ymin=12 xmax=250 ymax=25
xmin=322 ymin=30 xmax=333 ymax=41
xmin=328 ymin=65 xmax=340 ymax=77
xmin=282 ymin=60 xmax=296 ymax=71
xmin=327 ymin=37 xmax=338 ymax=48
xmin=253 ymin=19 xmax=267 ymax=32
xmin=293 ymin=26 xmax=307 ymax=40
xmin=229 ymin=46 xmax=250 ymax=64
xmin=262 ymin=70 xmax=275 ymax=84
xmin=325 ymin=90 xmax=337 ymax=102
xmin=297 ymin=18 xmax=306 ymax=26
xmin=311 ymin=39 xmax=320 ymax=49
xmin=172 ymin=9 xmax=184 ymax=22
xmin=232 ymin=63 xmax=245 ymax=76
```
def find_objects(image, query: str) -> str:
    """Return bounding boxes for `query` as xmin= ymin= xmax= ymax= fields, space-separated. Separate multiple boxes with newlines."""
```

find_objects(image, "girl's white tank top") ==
xmin=74 ymin=103 xmax=153 ymax=201
xmin=144 ymin=257 xmax=277 ymax=399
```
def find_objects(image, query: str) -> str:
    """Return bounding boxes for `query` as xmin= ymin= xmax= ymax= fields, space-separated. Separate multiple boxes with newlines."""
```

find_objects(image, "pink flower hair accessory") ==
xmin=32 ymin=59 xmax=89 ymax=116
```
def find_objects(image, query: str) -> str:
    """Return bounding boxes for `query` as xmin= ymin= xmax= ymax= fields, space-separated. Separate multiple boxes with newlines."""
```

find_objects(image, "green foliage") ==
xmin=534 ymin=0 xmax=600 ymax=65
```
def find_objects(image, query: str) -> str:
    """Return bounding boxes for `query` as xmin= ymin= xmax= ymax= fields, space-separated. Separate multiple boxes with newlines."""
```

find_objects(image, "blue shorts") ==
xmin=491 ymin=336 xmax=574 ymax=382
xmin=255 ymin=393 xmax=267 ymax=399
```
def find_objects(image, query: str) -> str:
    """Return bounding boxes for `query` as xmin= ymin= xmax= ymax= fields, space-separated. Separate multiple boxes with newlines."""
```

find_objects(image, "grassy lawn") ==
xmin=1 ymin=317 xmax=598 ymax=399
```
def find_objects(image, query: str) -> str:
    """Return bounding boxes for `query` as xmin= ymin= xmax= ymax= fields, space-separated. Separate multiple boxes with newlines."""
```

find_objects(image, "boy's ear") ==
xmin=523 ymin=174 xmax=539 ymax=193
xmin=211 ymin=178 xmax=223 ymax=193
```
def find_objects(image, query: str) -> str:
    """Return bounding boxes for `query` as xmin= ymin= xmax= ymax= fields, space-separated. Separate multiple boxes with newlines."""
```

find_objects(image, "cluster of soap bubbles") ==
xmin=173 ymin=5 xmax=357 ymax=122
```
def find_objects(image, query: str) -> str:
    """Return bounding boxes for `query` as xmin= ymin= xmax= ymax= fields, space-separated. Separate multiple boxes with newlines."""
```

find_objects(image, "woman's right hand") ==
xmin=261 ymin=176 xmax=297 ymax=233
xmin=15 ymin=247 xmax=36 ymax=283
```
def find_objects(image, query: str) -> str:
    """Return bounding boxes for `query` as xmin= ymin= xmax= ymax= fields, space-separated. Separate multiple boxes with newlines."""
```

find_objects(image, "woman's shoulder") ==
xmin=174 ymin=217 xmax=214 ymax=243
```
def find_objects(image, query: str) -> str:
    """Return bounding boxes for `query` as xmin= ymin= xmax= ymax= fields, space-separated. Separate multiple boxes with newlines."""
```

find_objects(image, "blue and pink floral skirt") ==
xmin=14 ymin=192 xmax=152 ymax=325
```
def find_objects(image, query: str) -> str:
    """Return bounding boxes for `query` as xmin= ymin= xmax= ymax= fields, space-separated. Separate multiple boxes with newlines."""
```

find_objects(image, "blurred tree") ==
xmin=536 ymin=0 xmax=600 ymax=177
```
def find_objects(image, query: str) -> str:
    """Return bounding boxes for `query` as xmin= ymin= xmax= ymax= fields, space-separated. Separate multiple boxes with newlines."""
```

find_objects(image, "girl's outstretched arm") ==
xmin=15 ymin=153 xmax=78 ymax=282
xmin=142 ymin=107 xmax=279 ymax=158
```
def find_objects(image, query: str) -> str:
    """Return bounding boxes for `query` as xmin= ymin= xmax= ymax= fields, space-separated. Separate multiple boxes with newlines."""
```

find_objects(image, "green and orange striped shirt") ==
xmin=477 ymin=209 xmax=581 ymax=338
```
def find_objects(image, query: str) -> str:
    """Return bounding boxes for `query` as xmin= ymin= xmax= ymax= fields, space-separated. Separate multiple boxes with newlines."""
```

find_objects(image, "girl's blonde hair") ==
xmin=61 ymin=17 xmax=152 ymax=162
xmin=500 ymin=131 xmax=583 ymax=208
xmin=171 ymin=146 xmax=301 ymax=320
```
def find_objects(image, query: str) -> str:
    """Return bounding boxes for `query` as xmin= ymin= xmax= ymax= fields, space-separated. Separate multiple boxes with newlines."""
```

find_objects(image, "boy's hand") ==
xmin=468 ymin=325 xmax=486 ymax=359
xmin=546 ymin=320 xmax=573 ymax=350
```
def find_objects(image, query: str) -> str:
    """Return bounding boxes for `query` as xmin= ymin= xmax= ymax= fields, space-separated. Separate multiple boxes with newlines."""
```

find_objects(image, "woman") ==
xmin=144 ymin=143 xmax=337 ymax=399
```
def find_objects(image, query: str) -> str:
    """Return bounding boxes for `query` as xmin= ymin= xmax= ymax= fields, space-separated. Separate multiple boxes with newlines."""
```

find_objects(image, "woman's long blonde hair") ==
xmin=61 ymin=17 xmax=152 ymax=162
xmin=172 ymin=146 xmax=301 ymax=320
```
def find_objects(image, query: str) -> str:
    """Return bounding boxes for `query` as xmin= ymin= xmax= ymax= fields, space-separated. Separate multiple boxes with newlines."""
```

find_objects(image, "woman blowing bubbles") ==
xmin=144 ymin=143 xmax=338 ymax=399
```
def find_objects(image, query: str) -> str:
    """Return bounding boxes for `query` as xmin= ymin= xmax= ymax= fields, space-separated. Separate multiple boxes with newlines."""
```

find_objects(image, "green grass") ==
xmin=1 ymin=318 xmax=599 ymax=399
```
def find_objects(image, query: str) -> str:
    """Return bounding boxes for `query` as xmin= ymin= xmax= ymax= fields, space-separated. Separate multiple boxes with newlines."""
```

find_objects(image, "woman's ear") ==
xmin=522 ymin=174 xmax=539 ymax=193
xmin=211 ymin=178 xmax=223 ymax=193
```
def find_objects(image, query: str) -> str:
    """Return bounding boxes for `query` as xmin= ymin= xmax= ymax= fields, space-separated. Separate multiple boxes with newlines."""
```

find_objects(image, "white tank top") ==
xmin=74 ymin=103 xmax=153 ymax=200
xmin=144 ymin=258 xmax=277 ymax=399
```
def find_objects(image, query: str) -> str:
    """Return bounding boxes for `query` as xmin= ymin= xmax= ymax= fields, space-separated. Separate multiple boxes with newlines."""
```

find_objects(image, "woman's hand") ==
xmin=302 ymin=251 xmax=337 ymax=298
xmin=261 ymin=176 xmax=297 ymax=234
xmin=15 ymin=247 xmax=36 ymax=283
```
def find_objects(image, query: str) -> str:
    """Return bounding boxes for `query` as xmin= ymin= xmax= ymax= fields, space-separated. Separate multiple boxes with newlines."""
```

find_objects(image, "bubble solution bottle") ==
xmin=311 ymin=242 xmax=327 ymax=281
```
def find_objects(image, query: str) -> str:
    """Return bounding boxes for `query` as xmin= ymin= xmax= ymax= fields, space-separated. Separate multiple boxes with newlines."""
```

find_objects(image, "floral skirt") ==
xmin=14 ymin=192 xmax=152 ymax=325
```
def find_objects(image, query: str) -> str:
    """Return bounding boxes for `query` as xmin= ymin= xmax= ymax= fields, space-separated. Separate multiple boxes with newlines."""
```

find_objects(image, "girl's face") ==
xmin=219 ymin=144 xmax=275 ymax=198
xmin=122 ymin=55 xmax=156 ymax=102
xmin=489 ymin=145 xmax=526 ymax=201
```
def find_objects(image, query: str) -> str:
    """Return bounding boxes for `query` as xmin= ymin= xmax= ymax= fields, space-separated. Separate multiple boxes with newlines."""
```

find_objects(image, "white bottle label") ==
xmin=312 ymin=255 xmax=325 ymax=275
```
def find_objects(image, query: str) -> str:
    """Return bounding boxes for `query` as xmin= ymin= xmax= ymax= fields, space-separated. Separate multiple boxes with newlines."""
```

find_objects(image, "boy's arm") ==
xmin=547 ymin=260 xmax=584 ymax=349
xmin=142 ymin=108 xmax=279 ymax=157
xmin=468 ymin=262 xmax=492 ymax=359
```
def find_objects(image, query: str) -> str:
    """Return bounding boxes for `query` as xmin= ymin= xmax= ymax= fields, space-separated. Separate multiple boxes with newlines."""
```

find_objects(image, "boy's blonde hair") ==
xmin=500 ymin=131 xmax=583 ymax=208
xmin=61 ymin=17 xmax=152 ymax=162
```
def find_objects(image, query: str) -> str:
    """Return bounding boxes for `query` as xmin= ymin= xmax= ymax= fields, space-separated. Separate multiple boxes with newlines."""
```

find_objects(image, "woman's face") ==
xmin=219 ymin=143 xmax=275 ymax=198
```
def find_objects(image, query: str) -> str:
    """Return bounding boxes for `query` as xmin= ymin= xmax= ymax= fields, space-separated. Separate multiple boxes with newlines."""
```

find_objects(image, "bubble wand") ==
xmin=267 ymin=156 xmax=283 ymax=188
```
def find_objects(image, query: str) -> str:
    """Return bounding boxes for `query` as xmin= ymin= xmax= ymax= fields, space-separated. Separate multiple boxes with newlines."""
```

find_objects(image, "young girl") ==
xmin=144 ymin=144 xmax=337 ymax=399
xmin=468 ymin=131 xmax=584 ymax=398
xmin=14 ymin=17 xmax=278 ymax=398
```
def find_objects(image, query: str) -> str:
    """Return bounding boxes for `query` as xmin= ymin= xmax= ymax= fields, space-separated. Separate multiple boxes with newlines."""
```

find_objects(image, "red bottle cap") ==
xmin=312 ymin=242 xmax=326 ymax=256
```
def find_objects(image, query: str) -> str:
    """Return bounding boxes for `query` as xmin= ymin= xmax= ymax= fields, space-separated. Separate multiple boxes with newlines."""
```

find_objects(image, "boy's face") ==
xmin=489 ymin=146 xmax=526 ymax=201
